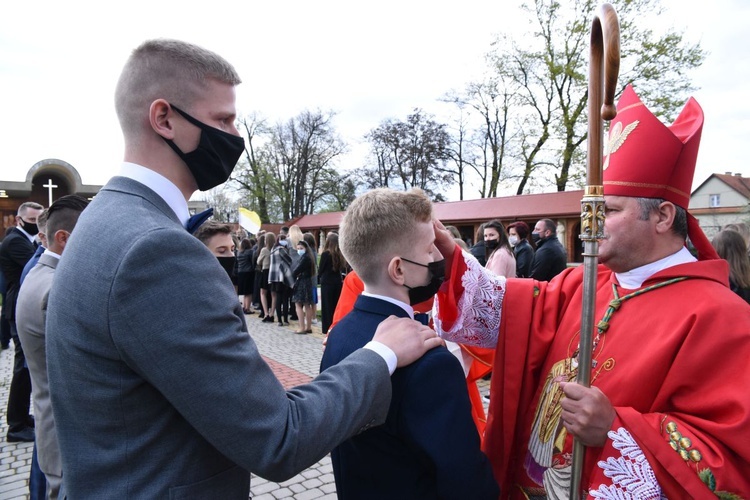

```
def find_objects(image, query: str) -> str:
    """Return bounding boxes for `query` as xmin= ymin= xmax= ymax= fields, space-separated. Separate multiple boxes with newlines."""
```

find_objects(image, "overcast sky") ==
xmin=1 ymin=0 xmax=748 ymax=202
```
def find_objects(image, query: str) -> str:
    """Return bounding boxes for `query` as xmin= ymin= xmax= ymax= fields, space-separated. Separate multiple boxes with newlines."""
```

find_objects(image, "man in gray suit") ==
xmin=45 ymin=39 xmax=441 ymax=498
xmin=17 ymin=195 xmax=89 ymax=499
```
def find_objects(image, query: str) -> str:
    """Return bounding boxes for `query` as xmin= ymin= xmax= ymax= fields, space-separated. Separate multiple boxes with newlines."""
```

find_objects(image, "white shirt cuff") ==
xmin=364 ymin=341 xmax=397 ymax=375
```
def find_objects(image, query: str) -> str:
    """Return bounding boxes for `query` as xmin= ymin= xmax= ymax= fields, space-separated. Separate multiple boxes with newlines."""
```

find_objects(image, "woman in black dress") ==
xmin=292 ymin=240 xmax=317 ymax=334
xmin=236 ymin=238 xmax=255 ymax=314
xmin=317 ymin=232 xmax=347 ymax=334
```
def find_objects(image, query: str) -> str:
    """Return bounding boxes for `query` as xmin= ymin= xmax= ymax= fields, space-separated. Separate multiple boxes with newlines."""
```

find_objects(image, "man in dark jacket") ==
xmin=529 ymin=218 xmax=567 ymax=281
xmin=0 ymin=201 xmax=44 ymax=442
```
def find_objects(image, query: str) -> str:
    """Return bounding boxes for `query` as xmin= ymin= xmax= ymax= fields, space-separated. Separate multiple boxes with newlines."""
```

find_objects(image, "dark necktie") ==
xmin=185 ymin=208 xmax=214 ymax=234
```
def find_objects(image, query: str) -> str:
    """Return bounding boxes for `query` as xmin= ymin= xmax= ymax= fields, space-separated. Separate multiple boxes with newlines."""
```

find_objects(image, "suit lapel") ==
xmin=13 ymin=228 xmax=34 ymax=250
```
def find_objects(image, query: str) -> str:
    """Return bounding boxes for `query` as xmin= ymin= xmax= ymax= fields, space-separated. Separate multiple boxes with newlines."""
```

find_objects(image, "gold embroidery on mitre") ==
xmin=603 ymin=180 xmax=689 ymax=200
xmin=603 ymin=120 xmax=639 ymax=170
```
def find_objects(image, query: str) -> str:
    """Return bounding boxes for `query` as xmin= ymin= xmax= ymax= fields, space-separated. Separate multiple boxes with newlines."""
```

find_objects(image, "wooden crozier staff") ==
xmin=569 ymin=3 xmax=620 ymax=497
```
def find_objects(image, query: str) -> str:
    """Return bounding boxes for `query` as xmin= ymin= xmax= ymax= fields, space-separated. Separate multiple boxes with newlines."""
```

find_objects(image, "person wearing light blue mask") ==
xmin=291 ymin=241 xmax=316 ymax=334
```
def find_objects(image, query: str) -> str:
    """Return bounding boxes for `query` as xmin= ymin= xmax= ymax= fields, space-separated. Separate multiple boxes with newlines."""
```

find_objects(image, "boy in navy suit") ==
xmin=320 ymin=188 xmax=499 ymax=499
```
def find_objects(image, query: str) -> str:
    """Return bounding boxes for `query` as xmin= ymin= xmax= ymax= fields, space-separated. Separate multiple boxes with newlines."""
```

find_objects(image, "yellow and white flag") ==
xmin=238 ymin=208 xmax=261 ymax=234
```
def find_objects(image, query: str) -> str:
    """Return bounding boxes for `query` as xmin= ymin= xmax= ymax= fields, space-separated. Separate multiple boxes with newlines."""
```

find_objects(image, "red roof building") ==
xmin=291 ymin=190 xmax=587 ymax=263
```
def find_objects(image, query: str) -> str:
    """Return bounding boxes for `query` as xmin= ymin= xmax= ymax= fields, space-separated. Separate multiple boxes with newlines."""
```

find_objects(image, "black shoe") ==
xmin=258 ymin=313 xmax=265 ymax=319
xmin=277 ymin=322 xmax=284 ymax=327
xmin=7 ymin=427 xmax=34 ymax=442
xmin=262 ymin=316 xmax=274 ymax=323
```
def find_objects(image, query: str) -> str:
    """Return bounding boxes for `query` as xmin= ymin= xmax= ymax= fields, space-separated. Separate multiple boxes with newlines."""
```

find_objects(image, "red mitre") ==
xmin=603 ymin=84 xmax=718 ymax=260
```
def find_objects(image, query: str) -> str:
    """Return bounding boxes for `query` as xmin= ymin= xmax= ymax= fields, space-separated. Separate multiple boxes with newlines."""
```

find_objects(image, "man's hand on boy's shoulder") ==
xmin=373 ymin=316 xmax=444 ymax=368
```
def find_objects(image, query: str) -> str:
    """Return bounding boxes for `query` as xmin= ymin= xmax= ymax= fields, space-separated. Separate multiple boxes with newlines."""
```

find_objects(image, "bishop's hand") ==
xmin=558 ymin=381 xmax=616 ymax=447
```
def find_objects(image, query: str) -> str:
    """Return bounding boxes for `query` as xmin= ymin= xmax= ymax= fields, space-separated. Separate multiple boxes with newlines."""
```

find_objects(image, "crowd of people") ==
xmin=208 ymin=223 xmax=350 ymax=336
xmin=1 ymin=37 xmax=748 ymax=499
xmin=464 ymin=216 xmax=568 ymax=283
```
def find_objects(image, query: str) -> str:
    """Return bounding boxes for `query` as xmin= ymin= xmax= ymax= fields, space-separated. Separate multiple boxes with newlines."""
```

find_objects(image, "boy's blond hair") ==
xmin=340 ymin=188 xmax=433 ymax=284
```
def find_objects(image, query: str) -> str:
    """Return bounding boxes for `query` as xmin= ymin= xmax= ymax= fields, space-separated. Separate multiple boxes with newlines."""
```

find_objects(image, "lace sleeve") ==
xmin=433 ymin=251 xmax=504 ymax=348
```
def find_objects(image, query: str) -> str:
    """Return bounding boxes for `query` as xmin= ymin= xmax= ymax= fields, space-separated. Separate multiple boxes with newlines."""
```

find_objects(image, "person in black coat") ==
xmin=469 ymin=223 xmax=487 ymax=267
xmin=529 ymin=218 xmax=567 ymax=281
xmin=508 ymin=221 xmax=535 ymax=278
xmin=0 ymin=201 xmax=44 ymax=442
xmin=236 ymin=238 xmax=255 ymax=314
xmin=317 ymin=233 xmax=347 ymax=335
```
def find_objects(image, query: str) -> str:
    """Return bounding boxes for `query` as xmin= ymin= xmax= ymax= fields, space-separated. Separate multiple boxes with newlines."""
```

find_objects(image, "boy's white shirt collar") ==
xmin=118 ymin=162 xmax=190 ymax=227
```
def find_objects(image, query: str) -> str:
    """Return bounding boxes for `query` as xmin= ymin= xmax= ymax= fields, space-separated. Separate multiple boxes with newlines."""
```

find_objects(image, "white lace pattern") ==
xmin=433 ymin=252 xmax=504 ymax=348
xmin=590 ymin=427 xmax=665 ymax=499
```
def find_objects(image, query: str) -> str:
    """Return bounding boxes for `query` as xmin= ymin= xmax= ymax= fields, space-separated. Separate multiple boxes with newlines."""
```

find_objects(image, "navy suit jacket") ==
xmin=320 ymin=295 xmax=499 ymax=499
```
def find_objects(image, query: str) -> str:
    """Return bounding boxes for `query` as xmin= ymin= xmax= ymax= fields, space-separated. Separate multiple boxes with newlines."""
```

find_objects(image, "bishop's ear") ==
xmin=654 ymin=201 xmax=676 ymax=235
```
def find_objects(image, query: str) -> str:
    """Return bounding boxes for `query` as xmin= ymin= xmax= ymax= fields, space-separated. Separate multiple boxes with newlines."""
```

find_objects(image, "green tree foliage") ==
xmin=362 ymin=109 xmax=452 ymax=200
xmin=483 ymin=0 xmax=705 ymax=192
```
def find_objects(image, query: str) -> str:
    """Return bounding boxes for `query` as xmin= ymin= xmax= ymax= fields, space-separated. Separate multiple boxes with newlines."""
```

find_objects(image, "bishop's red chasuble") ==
xmin=434 ymin=245 xmax=750 ymax=499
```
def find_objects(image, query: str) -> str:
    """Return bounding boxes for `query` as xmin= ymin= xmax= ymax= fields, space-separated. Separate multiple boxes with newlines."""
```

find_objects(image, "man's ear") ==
xmin=149 ymin=99 xmax=175 ymax=140
xmin=655 ymin=201 xmax=676 ymax=235
xmin=54 ymin=230 xmax=69 ymax=250
xmin=387 ymin=256 xmax=406 ymax=286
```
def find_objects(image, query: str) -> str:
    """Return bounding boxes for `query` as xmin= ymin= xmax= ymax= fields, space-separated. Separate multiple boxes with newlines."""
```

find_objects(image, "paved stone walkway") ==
xmin=0 ymin=310 xmax=490 ymax=499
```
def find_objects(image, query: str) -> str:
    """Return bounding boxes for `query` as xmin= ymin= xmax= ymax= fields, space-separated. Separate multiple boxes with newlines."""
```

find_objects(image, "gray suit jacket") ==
xmin=16 ymin=252 xmax=61 ymax=477
xmin=46 ymin=176 xmax=392 ymax=499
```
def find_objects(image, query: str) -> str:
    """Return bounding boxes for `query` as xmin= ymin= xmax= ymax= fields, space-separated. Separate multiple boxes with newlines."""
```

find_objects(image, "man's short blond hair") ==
xmin=115 ymin=39 xmax=241 ymax=139
xmin=340 ymin=188 xmax=433 ymax=284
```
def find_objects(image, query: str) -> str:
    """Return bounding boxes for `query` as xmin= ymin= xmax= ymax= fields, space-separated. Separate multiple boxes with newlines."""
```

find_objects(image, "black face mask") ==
xmin=485 ymin=239 xmax=499 ymax=250
xmin=401 ymin=257 xmax=446 ymax=305
xmin=218 ymin=256 xmax=236 ymax=278
xmin=20 ymin=219 xmax=39 ymax=236
xmin=531 ymin=232 xmax=542 ymax=244
xmin=164 ymin=104 xmax=245 ymax=191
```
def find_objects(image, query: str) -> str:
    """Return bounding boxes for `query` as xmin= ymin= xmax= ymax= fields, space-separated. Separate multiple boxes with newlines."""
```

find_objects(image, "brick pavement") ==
xmin=0 ymin=310 xmax=490 ymax=499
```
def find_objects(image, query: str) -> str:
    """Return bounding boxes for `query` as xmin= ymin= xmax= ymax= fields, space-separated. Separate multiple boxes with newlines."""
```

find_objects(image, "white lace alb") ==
xmin=433 ymin=253 xmax=504 ymax=348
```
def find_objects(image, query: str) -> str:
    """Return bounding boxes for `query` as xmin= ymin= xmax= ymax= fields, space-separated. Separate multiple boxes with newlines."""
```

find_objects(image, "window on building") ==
xmin=709 ymin=194 xmax=720 ymax=208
